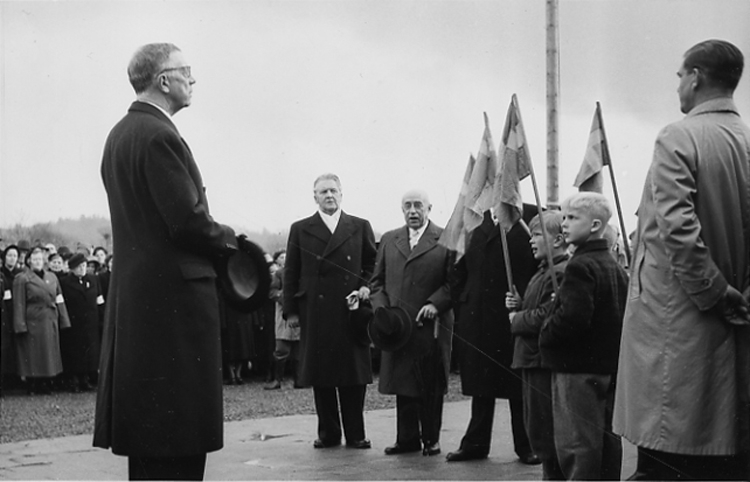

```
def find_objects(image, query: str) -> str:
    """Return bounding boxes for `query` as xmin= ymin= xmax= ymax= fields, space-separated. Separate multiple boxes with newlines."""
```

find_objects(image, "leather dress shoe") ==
xmin=518 ymin=453 xmax=542 ymax=465
xmin=346 ymin=439 xmax=371 ymax=449
xmin=313 ymin=438 xmax=341 ymax=449
xmin=446 ymin=448 xmax=488 ymax=462
xmin=384 ymin=442 xmax=422 ymax=455
xmin=422 ymin=442 xmax=441 ymax=456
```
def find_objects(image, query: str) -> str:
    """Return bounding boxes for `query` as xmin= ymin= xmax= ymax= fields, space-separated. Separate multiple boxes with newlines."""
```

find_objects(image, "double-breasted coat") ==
xmin=453 ymin=210 xmax=537 ymax=399
xmin=58 ymin=272 xmax=103 ymax=373
xmin=370 ymin=221 xmax=454 ymax=398
xmin=12 ymin=268 xmax=71 ymax=377
xmin=283 ymin=211 xmax=377 ymax=387
xmin=94 ymin=101 xmax=236 ymax=457
xmin=614 ymin=98 xmax=750 ymax=456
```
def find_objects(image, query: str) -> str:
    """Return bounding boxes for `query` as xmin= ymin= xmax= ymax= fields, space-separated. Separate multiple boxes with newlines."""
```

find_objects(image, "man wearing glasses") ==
xmin=94 ymin=43 xmax=236 ymax=480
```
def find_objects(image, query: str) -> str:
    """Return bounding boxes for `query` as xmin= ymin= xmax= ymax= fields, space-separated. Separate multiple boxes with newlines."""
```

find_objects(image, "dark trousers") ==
xmin=630 ymin=447 xmax=746 ymax=481
xmin=458 ymin=395 xmax=531 ymax=457
xmin=313 ymin=385 xmax=367 ymax=443
xmin=396 ymin=392 xmax=444 ymax=446
xmin=128 ymin=453 xmax=206 ymax=481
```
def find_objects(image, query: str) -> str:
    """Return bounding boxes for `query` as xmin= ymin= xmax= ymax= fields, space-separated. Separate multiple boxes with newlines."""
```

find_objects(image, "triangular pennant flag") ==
xmin=574 ymin=102 xmax=611 ymax=193
xmin=494 ymin=95 xmax=531 ymax=231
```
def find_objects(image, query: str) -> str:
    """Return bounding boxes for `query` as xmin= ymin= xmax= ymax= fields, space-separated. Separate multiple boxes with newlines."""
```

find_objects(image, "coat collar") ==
xmin=129 ymin=101 xmax=178 ymax=131
xmin=687 ymin=97 xmax=739 ymax=118
xmin=303 ymin=211 xmax=358 ymax=257
xmin=571 ymin=238 xmax=609 ymax=257
xmin=394 ymin=220 xmax=441 ymax=262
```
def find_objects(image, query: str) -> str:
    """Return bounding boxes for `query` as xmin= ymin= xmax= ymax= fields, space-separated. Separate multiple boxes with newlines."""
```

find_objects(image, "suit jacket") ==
xmin=614 ymin=98 xmax=750 ymax=456
xmin=94 ymin=101 xmax=236 ymax=457
xmin=283 ymin=211 xmax=377 ymax=387
xmin=452 ymin=211 xmax=537 ymax=398
xmin=370 ymin=221 xmax=454 ymax=398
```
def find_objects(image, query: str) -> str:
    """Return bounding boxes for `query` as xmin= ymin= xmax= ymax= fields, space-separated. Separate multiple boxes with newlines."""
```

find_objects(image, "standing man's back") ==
xmin=94 ymin=43 xmax=236 ymax=481
xmin=614 ymin=39 xmax=750 ymax=480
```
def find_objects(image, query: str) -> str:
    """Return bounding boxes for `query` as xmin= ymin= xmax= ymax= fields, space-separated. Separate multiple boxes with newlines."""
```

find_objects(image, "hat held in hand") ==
xmin=217 ymin=235 xmax=271 ymax=313
xmin=368 ymin=306 xmax=414 ymax=352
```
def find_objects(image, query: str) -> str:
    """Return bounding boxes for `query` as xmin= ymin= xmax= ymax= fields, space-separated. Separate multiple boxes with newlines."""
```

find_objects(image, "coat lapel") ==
xmin=323 ymin=212 xmax=357 ymax=257
xmin=303 ymin=212 xmax=333 ymax=245
xmin=407 ymin=221 xmax=440 ymax=263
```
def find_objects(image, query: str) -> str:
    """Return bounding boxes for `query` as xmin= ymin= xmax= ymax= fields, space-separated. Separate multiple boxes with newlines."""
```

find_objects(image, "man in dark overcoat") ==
xmin=94 ymin=43 xmax=236 ymax=481
xmin=283 ymin=173 xmax=377 ymax=449
xmin=370 ymin=189 xmax=454 ymax=457
xmin=446 ymin=206 xmax=538 ymax=464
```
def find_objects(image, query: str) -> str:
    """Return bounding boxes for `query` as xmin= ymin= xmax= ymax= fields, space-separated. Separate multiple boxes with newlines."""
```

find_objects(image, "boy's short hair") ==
xmin=562 ymin=192 xmax=613 ymax=225
xmin=528 ymin=210 xmax=564 ymax=237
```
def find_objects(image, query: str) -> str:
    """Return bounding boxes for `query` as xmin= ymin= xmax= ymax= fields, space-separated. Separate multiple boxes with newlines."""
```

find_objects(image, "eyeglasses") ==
xmin=158 ymin=65 xmax=192 ymax=78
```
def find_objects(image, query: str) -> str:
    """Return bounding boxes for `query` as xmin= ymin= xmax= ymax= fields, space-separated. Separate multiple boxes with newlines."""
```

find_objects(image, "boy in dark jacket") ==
xmin=539 ymin=192 xmax=628 ymax=480
xmin=506 ymin=210 xmax=568 ymax=480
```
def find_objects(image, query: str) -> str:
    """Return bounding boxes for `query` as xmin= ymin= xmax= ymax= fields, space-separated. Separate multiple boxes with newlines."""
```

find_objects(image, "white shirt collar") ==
xmin=141 ymin=100 xmax=174 ymax=123
xmin=408 ymin=221 xmax=429 ymax=247
xmin=318 ymin=209 xmax=341 ymax=233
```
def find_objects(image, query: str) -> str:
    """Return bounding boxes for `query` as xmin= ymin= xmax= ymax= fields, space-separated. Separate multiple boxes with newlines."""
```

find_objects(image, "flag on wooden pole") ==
xmin=438 ymin=154 xmax=476 ymax=258
xmin=573 ymin=102 xmax=610 ymax=193
xmin=493 ymin=96 xmax=532 ymax=232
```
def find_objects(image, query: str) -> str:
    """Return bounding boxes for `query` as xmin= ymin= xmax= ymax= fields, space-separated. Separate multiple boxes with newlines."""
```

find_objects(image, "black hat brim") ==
xmin=217 ymin=237 xmax=271 ymax=313
xmin=368 ymin=306 xmax=413 ymax=353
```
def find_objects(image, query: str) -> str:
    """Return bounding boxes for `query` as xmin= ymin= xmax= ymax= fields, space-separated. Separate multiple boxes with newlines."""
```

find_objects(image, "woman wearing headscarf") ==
xmin=59 ymin=253 xmax=104 ymax=392
xmin=13 ymin=246 xmax=71 ymax=394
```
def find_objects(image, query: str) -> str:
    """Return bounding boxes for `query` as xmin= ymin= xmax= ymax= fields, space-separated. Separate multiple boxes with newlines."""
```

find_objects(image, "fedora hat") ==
xmin=368 ymin=306 xmax=414 ymax=353
xmin=217 ymin=235 xmax=271 ymax=313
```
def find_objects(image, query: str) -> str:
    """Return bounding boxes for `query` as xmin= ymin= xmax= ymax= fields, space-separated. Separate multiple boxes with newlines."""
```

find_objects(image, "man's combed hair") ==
xmin=313 ymin=173 xmax=342 ymax=190
xmin=127 ymin=43 xmax=181 ymax=94
xmin=562 ymin=192 xmax=613 ymax=225
xmin=684 ymin=39 xmax=744 ymax=91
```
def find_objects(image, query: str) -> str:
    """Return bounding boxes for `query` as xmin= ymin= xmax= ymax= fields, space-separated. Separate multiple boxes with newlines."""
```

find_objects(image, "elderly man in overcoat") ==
xmin=370 ymin=189 xmax=454 ymax=457
xmin=94 ymin=43 xmax=236 ymax=480
xmin=283 ymin=173 xmax=377 ymax=449
xmin=446 ymin=206 xmax=538 ymax=464
xmin=613 ymin=39 xmax=750 ymax=480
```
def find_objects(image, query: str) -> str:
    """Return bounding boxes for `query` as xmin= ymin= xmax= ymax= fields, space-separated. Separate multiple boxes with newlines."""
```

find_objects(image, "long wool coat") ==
xmin=94 ymin=101 xmax=236 ymax=457
xmin=370 ymin=221 xmax=454 ymax=398
xmin=1 ymin=266 xmax=21 ymax=375
xmin=283 ymin=211 xmax=377 ymax=387
xmin=614 ymin=98 xmax=750 ymax=456
xmin=58 ymin=272 xmax=103 ymax=373
xmin=453 ymin=211 xmax=537 ymax=399
xmin=13 ymin=268 xmax=71 ymax=377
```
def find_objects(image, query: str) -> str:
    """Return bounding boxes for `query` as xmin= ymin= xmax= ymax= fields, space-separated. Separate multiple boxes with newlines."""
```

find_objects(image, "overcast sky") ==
xmin=1 ymin=0 xmax=749 ymax=236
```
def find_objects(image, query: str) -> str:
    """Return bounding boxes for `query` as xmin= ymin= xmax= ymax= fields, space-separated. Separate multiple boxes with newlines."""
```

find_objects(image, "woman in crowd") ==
xmin=92 ymin=247 xmax=108 ymax=275
xmin=1 ymin=245 xmax=22 ymax=388
xmin=47 ymin=252 xmax=65 ymax=278
xmin=58 ymin=253 xmax=104 ymax=392
xmin=265 ymin=249 xmax=300 ymax=390
xmin=12 ymin=246 xmax=71 ymax=394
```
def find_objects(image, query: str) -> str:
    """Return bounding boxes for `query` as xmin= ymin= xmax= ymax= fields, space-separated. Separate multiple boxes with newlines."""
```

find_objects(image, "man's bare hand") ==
xmin=416 ymin=303 xmax=438 ymax=323
xmin=287 ymin=314 xmax=300 ymax=329
xmin=718 ymin=285 xmax=750 ymax=326
xmin=357 ymin=286 xmax=371 ymax=301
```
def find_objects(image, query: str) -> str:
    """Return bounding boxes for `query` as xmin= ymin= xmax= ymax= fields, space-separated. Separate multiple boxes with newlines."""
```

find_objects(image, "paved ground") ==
xmin=0 ymin=399 xmax=636 ymax=480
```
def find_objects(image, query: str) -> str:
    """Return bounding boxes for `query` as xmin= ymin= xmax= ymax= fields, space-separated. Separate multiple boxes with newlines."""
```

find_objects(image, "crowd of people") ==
xmin=3 ymin=38 xmax=748 ymax=481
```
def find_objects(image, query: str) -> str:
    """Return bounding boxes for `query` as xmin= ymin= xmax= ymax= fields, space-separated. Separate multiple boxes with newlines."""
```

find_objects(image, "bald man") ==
xmin=370 ymin=190 xmax=455 ymax=457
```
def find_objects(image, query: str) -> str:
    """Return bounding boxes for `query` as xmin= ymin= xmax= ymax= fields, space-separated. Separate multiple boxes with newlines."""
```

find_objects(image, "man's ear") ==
xmin=156 ymin=73 xmax=170 ymax=93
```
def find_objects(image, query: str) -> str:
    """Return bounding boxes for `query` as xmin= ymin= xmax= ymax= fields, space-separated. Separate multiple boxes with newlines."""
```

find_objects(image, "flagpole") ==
xmin=597 ymin=102 xmax=631 ymax=265
xmin=546 ymin=0 xmax=560 ymax=208
xmin=513 ymin=95 xmax=559 ymax=294
xmin=499 ymin=223 xmax=515 ymax=293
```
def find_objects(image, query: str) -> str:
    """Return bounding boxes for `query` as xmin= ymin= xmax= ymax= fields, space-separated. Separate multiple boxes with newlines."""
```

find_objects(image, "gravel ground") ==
xmin=0 ymin=373 xmax=467 ymax=444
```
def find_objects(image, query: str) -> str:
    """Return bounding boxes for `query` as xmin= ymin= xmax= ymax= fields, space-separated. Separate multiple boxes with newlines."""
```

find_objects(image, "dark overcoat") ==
xmin=94 ymin=101 xmax=236 ymax=457
xmin=58 ymin=272 xmax=103 ymax=373
xmin=453 ymin=211 xmax=537 ymax=399
xmin=283 ymin=211 xmax=377 ymax=387
xmin=1 ymin=266 xmax=21 ymax=375
xmin=370 ymin=221 xmax=454 ymax=398
xmin=13 ymin=268 xmax=71 ymax=377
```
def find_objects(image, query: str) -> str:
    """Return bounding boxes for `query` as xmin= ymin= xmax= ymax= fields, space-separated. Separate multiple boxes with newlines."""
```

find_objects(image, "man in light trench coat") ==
xmin=613 ymin=39 xmax=750 ymax=480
